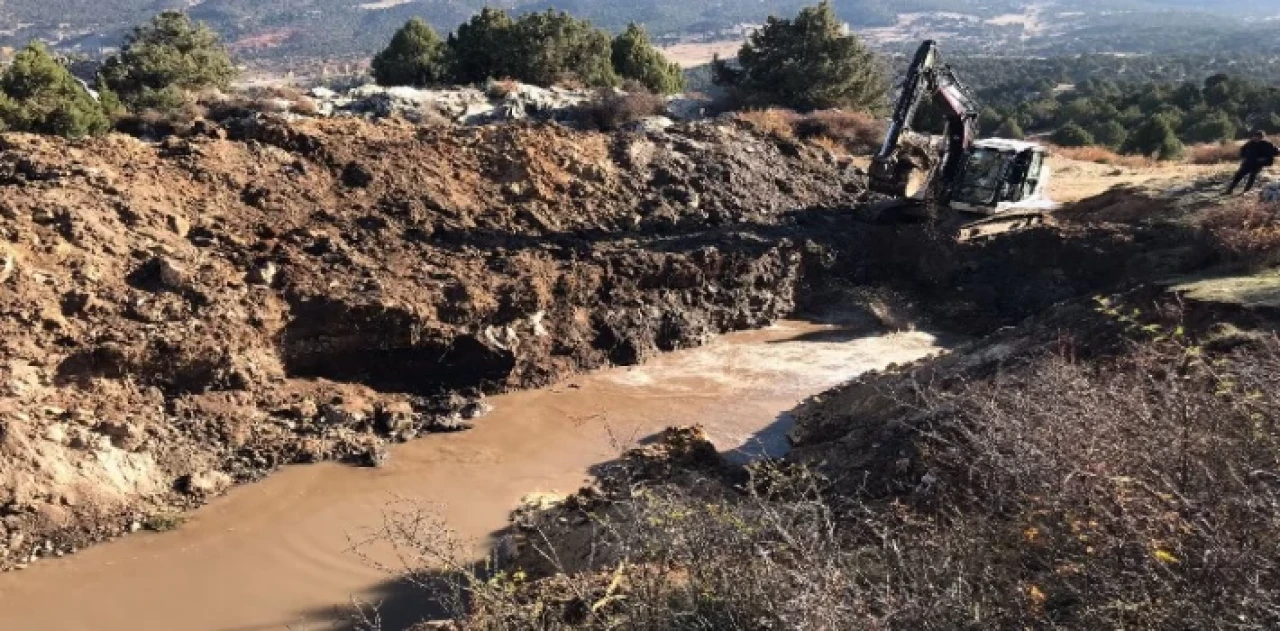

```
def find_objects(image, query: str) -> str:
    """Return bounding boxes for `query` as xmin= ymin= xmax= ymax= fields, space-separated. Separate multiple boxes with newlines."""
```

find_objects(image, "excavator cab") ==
xmin=949 ymin=140 xmax=1053 ymax=215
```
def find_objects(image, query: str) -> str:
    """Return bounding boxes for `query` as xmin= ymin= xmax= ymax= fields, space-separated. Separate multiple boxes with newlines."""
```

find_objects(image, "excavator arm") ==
xmin=870 ymin=40 xmax=980 ymax=204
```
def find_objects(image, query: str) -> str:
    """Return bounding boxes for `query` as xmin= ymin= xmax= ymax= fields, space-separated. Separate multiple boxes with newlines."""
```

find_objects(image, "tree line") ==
xmin=371 ymin=10 xmax=685 ymax=95
xmin=975 ymin=73 xmax=1280 ymax=160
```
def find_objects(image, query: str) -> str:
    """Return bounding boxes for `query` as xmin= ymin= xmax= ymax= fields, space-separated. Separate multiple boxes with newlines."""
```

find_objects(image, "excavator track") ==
xmin=956 ymin=210 xmax=1052 ymax=242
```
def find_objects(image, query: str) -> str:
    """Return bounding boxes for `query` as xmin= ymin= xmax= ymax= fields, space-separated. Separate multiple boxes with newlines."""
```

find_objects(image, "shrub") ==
xmin=1183 ymin=109 xmax=1238 ymax=144
xmin=792 ymin=109 xmax=886 ymax=154
xmin=734 ymin=108 xmax=798 ymax=140
xmin=1202 ymin=199 xmax=1280 ymax=267
xmin=1189 ymin=141 xmax=1241 ymax=165
xmin=996 ymin=117 xmax=1025 ymax=139
xmin=371 ymin=18 xmax=448 ymax=87
xmin=1053 ymin=145 xmax=1154 ymax=169
xmin=0 ymin=42 xmax=111 ymax=138
xmin=368 ymin=332 xmax=1280 ymax=629
xmin=1051 ymin=122 xmax=1096 ymax=147
xmin=100 ymin=11 xmax=237 ymax=113
xmin=1123 ymin=116 xmax=1185 ymax=160
xmin=578 ymin=90 xmax=667 ymax=131
xmin=611 ymin=24 xmax=684 ymax=95
xmin=713 ymin=1 xmax=887 ymax=112
xmin=1091 ymin=119 xmax=1128 ymax=149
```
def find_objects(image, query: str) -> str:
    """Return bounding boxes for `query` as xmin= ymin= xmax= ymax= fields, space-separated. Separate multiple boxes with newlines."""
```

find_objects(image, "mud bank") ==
xmin=0 ymin=117 xmax=869 ymax=567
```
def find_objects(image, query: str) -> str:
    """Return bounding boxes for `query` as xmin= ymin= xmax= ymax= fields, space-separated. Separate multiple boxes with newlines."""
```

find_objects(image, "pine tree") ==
xmin=101 ymin=11 xmax=237 ymax=112
xmin=1183 ymin=109 xmax=1237 ymax=144
xmin=1091 ymin=120 xmax=1128 ymax=149
xmin=611 ymin=24 xmax=684 ymax=95
xmin=504 ymin=11 xmax=617 ymax=88
xmin=1123 ymin=116 xmax=1185 ymax=160
xmin=713 ymin=1 xmax=886 ymax=112
xmin=995 ymin=117 xmax=1025 ymax=140
xmin=373 ymin=18 xmax=449 ymax=87
xmin=0 ymin=42 xmax=110 ymax=138
xmin=447 ymin=8 xmax=515 ymax=85
xmin=1052 ymin=122 xmax=1095 ymax=147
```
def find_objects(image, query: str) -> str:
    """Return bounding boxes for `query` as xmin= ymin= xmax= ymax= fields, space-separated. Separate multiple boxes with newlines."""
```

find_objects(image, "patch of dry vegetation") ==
xmin=1203 ymin=198 xmax=1280 ymax=268
xmin=1052 ymin=144 xmax=1155 ymax=169
xmin=1188 ymin=142 xmax=1241 ymax=165
xmin=734 ymin=108 xmax=885 ymax=154
xmin=361 ymin=327 xmax=1280 ymax=630
xmin=577 ymin=90 xmax=668 ymax=131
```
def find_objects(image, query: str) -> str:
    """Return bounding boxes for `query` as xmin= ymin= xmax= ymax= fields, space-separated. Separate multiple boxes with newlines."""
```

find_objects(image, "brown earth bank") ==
xmin=0 ymin=115 xmax=875 ymax=567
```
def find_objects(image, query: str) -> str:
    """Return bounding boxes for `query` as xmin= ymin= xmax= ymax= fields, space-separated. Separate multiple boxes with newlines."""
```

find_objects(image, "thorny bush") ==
xmin=357 ymin=334 xmax=1280 ymax=630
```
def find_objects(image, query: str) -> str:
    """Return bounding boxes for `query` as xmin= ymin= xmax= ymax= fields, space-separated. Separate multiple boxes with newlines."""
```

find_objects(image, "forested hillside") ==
xmin=0 ymin=0 xmax=1274 ymax=64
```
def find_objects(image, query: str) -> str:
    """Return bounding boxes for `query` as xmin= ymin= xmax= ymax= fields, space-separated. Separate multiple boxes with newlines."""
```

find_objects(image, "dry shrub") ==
xmin=1053 ymin=144 xmax=1155 ymax=169
xmin=793 ymin=109 xmax=886 ymax=155
xmin=486 ymin=79 xmax=521 ymax=99
xmin=1189 ymin=142 xmax=1240 ymax=165
xmin=808 ymin=134 xmax=848 ymax=156
xmin=1202 ymin=198 xmax=1280 ymax=267
xmin=578 ymin=90 xmax=667 ymax=131
xmin=733 ymin=108 xmax=798 ymax=140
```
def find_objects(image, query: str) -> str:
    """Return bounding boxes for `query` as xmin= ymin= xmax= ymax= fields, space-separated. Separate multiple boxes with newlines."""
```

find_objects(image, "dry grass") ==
xmin=1052 ymin=144 xmax=1155 ymax=169
xmin=733 ymin=108 xmax=798 ymax=140
xmin=735 ymin=108 xmax=886 ymax=154
xmin=1202 ymin=198 xmax=1280 ymax=267
xmin=1189 ymin=142 xmax=1241 ymax=165
xmin=792 ymin=109 xmax=886 ymax=155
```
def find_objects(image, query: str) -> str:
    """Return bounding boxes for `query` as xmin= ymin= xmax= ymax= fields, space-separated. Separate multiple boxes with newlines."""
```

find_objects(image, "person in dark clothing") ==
xmin=1226 ymin=130 xmax=1280 ymax=195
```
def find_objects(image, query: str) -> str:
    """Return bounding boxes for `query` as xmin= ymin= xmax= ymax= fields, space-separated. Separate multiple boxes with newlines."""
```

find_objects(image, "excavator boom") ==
xmin=869 ymin=40 xmax=980 ymax=204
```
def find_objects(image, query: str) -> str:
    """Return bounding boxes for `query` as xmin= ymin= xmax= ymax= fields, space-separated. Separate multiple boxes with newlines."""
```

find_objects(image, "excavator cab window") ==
xmin=1004 ymin=150 xmax=1042 ymax=202
xmin=953 ymin=148 xmax=1009 ymax=206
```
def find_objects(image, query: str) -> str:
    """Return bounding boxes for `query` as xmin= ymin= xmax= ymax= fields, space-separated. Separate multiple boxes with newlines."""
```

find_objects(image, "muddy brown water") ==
xmin=0 ymin=321 xmax=946 ymax=631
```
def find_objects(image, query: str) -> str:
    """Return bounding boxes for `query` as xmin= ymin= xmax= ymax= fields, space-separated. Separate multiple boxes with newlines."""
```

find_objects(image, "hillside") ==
xmin=0 ymin=0 xmax=1273 ymax=67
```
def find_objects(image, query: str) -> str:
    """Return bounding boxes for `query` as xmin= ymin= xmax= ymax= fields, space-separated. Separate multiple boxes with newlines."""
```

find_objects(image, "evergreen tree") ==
xmin=1123 ymin=116 xmax=1185 ymax=160
xmin=1091 ymin=120 xmax=1129 ymax=149
xmin=101 ymin=11 xmax=236 ymax=111
xmin=372 ymin=18 xmax=448 ymax=87
xmin=1183 ymin=109 xmax=1237 ymax=144
xmin=995 ymin=117 xmax=1025 ymax=140
xmin=0 ymin=42 xmax=110 ymax=138
xmin=447 ymin=8 xmax=515 ymax=85
xmin=505 ymin=11 xmax=618 ymax=88
xmin=1051 ymin=122 xmax=1095 ymax=147
xmin=611 ymin=24 xmax=684 ymax=95
xmin=713 ymin=1 xmax=886 ymax=112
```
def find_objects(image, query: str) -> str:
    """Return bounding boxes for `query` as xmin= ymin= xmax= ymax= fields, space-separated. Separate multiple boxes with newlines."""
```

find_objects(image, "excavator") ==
xmin=869 ymin=40 xmax=1056 ymax=219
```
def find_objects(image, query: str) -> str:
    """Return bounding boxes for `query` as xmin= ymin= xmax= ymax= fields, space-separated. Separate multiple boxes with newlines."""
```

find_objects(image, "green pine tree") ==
xmin=611 ymin=24 xmax=685 ymax=95
xmin=505 ymin=11 xmax=618 ymax=88
xmin=373 ymin=18 xmax=449 ymax=87
xmin=1090 ymin=120 xmax=1128 ymax=149
xmin=100 ymin=11 xmax=237 ymax=112
xmin=1052 ymin=122 xmax=1095 ymax=147
xmin=713 ymin=1 xmax=887 ymax=112
xmin=447 ymin=8 xmax=516 ymax=85
xmin=0 ymin=42 xmax=110 ymax=138
xmin=995 ymin=118 xmax=1025 ymax=140
xmin=1183 ymin=109 xmax=1237 ymax=144
xmin=1123 ymin=116 xmax=1185 ymax=160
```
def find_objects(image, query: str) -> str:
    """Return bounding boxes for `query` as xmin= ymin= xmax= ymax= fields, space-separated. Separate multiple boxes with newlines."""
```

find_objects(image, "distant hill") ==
xmin=0 ymin=0 xmax=1273 ymax=66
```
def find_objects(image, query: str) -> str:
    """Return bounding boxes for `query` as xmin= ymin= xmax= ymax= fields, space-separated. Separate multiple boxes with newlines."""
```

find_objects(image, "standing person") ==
xmin=1226 ymin=130 xmax=1280 ymax=195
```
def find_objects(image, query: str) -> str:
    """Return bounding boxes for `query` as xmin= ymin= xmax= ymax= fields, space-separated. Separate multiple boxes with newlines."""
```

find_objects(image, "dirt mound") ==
xmin=0 ymin=117 xmax=865 ymax=566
